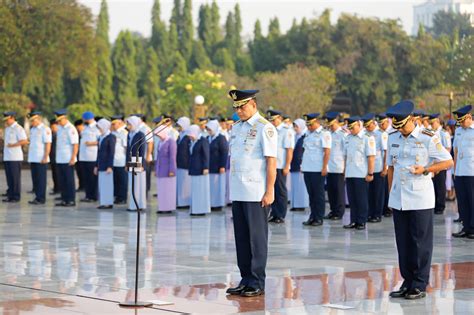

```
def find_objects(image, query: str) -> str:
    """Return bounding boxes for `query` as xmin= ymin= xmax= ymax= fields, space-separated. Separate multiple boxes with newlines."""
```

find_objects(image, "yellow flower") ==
xmin=216 ymin=74 xmax=222 ymax=78
xmin=230 ymin=85 xmax=237 ymax=90
xmin=185 ymin=84 xmax=193 ymax=91
xmin=205 ymin=70 xmax=215 ymax=77
xmin=166 ymin=76 xmax=173 ymax=83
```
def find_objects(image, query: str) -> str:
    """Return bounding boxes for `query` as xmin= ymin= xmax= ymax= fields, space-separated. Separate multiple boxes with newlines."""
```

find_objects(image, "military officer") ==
xmin=2 ymin=111 xmax=28 ymax=202
xmin=79 ymin=111 xmax=100 ymax=202
xmin=451 ymin=105 xmax=474 ymax=239
xmin=324 ymin=111 xmax=346 ymax=220
xmin=362 ymin=113 xmax=388 ymax=223
xmin=377 ymin=113 xmax=393 ymax=217
xmin=386 ymin=100 xmax=453 ymax=299
xmin=111 ymin=115 xmax=128 ymax=204
xmin=54 ymin=109 xmax=79 ymax=207
xmin=300 ymin=113 xmax=331 ymax=226
xmin=267 ymin=109 xmax=295 ymax=224
xmin=343 ymin=116 xmax=376 ymax=230
xmin=226 ymin=89 xmax=277 ymax=297
xmin=428 ymin=113 xmax=452 ymax=215
xmin=27 ymin=111 xmax=52 ymax=205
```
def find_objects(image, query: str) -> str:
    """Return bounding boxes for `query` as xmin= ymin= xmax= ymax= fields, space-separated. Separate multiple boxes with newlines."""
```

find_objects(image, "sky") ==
xmin=79 ymin=0 xmax=428 ymax=42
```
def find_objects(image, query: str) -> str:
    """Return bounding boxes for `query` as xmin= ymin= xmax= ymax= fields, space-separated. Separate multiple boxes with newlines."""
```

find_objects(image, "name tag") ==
xmin=391 ymin=144 xmax=399 ymax=147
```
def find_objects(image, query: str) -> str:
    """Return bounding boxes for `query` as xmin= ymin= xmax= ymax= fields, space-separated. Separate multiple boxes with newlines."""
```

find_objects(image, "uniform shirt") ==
xmin=139 ymin=122 xmax=153 ymax=157
xmin=453 ymin=123 xmax=474 ymax=176
xmin=366 ymin=128 xmax=388 ymax=173
xmin=328 ymin=127 xmax=346 ymax=173
xmin=301 ymin=126 xmax=331 ymax=172
xmin=433 ymin=126 xmax=451 ymax=149
xmin=229 ymin=111 xmax=277 ymax=202
xmin=79 ymin=122 xmax=101 ymax=162
xmin=388 ymin=126 xmax=452 ymax=210
xmin=3 ymin=122 xmax=27 ymax=161
xmin=276 ymin=123 xmax=295 ymax=169
xmin=56 ymin=122 xmax=79 ymax=164
xmin=28 ymin=123 xmax=52 ymax=163
xmin=344 ymin=130 xmax=376 ymax=178
xmin=112 ymin=125 xmax=128 ymax=167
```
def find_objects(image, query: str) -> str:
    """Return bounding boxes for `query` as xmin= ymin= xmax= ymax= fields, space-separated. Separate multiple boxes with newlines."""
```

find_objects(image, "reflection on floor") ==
xmin=0 ymin=172 xmax=473 ymax=314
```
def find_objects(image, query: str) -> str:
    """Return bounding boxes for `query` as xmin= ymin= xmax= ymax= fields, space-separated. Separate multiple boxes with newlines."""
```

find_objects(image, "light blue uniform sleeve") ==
xmin=442 ymin=131 xmax=451 ymax=149
xmin=322 ymin=131 xmax=332 ymax=149
xmin=43 ymin=127 xmax=52 ymax=143
xmin=365 ymin=135 xmax=376 ymax=156
xmin=17 ymin=126 xmax=27 ymax=141
xmin=283 ymin=128 xmax=295 ymax=149
xmin=429 ymin=135 xmax=452 ymax=162
xmin=69 ymin=126 xmax=79 ymax=144
xmin=262 ymin=124 xmax=278 ymax=158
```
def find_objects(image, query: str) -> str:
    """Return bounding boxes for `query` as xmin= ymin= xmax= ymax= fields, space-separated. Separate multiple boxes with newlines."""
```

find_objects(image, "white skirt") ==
xmin=176 ymin=168 xmax=191 ymax=207
xmin=190 ymin=175 xmax=210 ymax=214
xmin=290 ymin=172 xmax=309 ymax=208
xmin=99 ymin=171 xmax=114 ymax=206
xmin=446 ymin=169 xmax=453 ymax=190
xmin=128 ymin=171 xmax=147 ymax=210
xmin=286 ymin=173 xmax=292 ymax=201
xmin=209 ymin=173 xmax=226 ymax=207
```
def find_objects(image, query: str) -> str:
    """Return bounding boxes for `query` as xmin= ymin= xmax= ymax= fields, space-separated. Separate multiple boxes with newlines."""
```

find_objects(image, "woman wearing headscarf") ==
xmin=176 ymin=117 xmax=192 ymax=208
xmin=206 ymin=119 xmax=229 ymax=211
xmin=154 ymin=117 xmax=177 ymax=213
xmin=188 ymin=124 xmax=210 ymax=216
xmin=126 ymin=116 xmax=146 ymax=211
xmin=290 ymin=118 xmax=309 ymax=211
xmin=94 ymin=119 xmax=116 ymax=209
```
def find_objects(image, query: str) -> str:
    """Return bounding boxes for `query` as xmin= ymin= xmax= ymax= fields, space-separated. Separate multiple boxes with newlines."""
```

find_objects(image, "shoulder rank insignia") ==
xmin=258 ymin=118 xmax=269 ymax=125
xmin=389 ymin=130 xmax=398 ymax=135
xmin=422 ymin=129 xmax=434 ymax=137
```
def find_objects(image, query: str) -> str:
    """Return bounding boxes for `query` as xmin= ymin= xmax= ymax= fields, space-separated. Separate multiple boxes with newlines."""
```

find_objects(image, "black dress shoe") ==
xmin=389 ymin=287 xmax=409 ymax=298
xmin=323 ymin=213 xmax=334 ymax=219
xmin=453 ymin=218 xmax=463 ymax=223
xmin=452 ymin=230 xmax=468 ymax=238
xmin=190 ymin=213 xmax=206 ymax=216
xmin=55 ymin=201 xmax=76 ymax=207
xmin=272 ymin=218 xmax=284 ymax=224
xmin=368 ymin=217 xmax=381 ymax=223
xmin=384 ymin=209 xmax=393 ymax=217
xmin=405 ymin=288 xmax=426 ymax=300
xmin=2 ymin=198 xmax=19 ymax=203
xmin=303 ymin=218 xmax=322 ymax=226
xmin=290 ymin=208 xmax=305 ymax=211
xmin=240 ymin=287 xmax=264 ymax=297
xmin=80 ymin=198 xmax=96 ymax=203
xmin=27 ymin=190 xmax=35 ymax=194
xmin=157 ymin=210 xmax=173 ymax=214
xmin=268 ymin=216 xmax=276 ymax=223
xmin=343 ymin=223 xmax=356 ymax=229
xmin=54 ymin=196 xmax=62 ymax=201
xmin=97 ymin=205 xmax=113 ymax=209
xmin=355 ymin=223 xmax=366 ymax=230
xmin=467 ymin=233 xmax=474 ymax=239
xmin=114 ymin=200 xmax=127 ymax=205
xmin=28 ymin=200 xmax=45 ymax=205
xmin=1 ymin=193 xmax=7 ymax=197
xmin=330 ymin=215 xmax=342 ymax=220
xmin=226 ymin=285 xmax=246 ymax=295
xmin=211 ymin=207 xmax=223 ymax=211
xmin=434 ymin=210 xmax=444 ymax=215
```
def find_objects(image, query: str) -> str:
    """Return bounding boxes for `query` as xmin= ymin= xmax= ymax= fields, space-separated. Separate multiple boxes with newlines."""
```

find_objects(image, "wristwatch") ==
xmin=422 ymin=168 xmax=429 ymax=176
xmin=368 ymin=173 xmax=374 ymax=176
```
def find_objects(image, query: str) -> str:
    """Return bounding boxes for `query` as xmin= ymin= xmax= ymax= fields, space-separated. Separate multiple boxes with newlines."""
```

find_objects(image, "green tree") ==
xmin=213 ymin=48 xmax=235 ymax=71
xmin=180 ymin=0 xmax=194 ymax=64
xmin=431 ymin=10 xmax=473 ymax=38
xmin=233 ymin=4 xmax=243 ymax=52
xmin=96 ymin=0 xmax=114 ymax=110
xmin=142 ymin=47 xmax=162 ymax=116
xmin=224 ymin=12 xmax=236 ymax=51
xmin=190 ymin=40 xmax=212 ymax=70
xmin=170 ymin=0 xmax=182 ymax=38
xmin=151 ymin=0 xmax=170 ymax=78
xmin=171 ymin=51 xmax=188 ymax=77
xmin=112 ymin=31 xmax=138 ymax=112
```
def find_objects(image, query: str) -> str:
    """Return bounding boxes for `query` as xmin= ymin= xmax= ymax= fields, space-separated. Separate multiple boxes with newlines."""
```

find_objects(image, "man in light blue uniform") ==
xmin=386 ymin=100 xmax=453 ymax=300
xmin=2 ymin=111 xmax=28 ymax=203
xmin=428 ymin=113 xmax=452 ymax=215
xmin=55 ymin=109 xmax=79 ymax=207
xmin=301 ymin=113 xmax=331 ymax=226
xmin=343 ymin=116 xmax=376 ymax=230
xmin=324 ymin=112 xmax=346 ymax=220
xmin=227 ymin=89 xmax=277 ymax=298
xmin=451 ymin=105 xmax=474 ymax=239
xmin=27 ymin=111 xmax=52 ymax=205
xmin=362 ymin=113 xmax=388 ymax=223
xmin=267 ymin=110 xmax=294 ymax=224
xmin=79 ymin=111 xmax=100 ymax=202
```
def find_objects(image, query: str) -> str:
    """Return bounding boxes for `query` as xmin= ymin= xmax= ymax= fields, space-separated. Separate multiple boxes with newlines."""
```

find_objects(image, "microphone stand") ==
xmin=119 ymin=119 xmax=171 ymax=308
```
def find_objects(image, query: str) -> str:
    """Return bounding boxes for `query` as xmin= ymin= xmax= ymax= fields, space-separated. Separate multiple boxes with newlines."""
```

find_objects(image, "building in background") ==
xmin=413 ymin=0 xmax=474 ymax=35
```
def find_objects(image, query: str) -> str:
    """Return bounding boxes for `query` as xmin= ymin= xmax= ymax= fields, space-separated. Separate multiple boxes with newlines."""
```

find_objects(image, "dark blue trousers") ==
xmin=304 ymin=172 xmax=326 ymax=220
xmin=232 ymin=201 xmax=269 ymax=290
xmin=30 ymin=163 xmax=47 ymax=202
xmin=383 ymin=176 xmax=390 ymax=215
xmin=454 ymin=176 xmax=474 ymax=233
xmin=326 ymin=173 xmax=345 ymax=217
xmin=82 ymin=161 xmax=98 ymax=200
xmin=271 ymin=169 xmax=288 ymax=219
xmin=113 ymin=166 xmax=128 ymax=201
xmin=346 ymin=177 xmax=369 ymax=224
xmin=56 ymin=163 xmax=76 ymax=203
xmin=4 ymin=161 xmax=21 ymax=201
xmin=432 ymin=170 xmax=447 ymax=213
xmin=393 ymin=209 xmax=433 ymax=291
xmin=368 ymin=172 xmax=386 ymax=219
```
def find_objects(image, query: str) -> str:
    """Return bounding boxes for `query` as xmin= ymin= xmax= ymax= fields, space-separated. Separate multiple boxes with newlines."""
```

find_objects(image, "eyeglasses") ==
xmin=233 ymin=101 xmax=249 ymax=111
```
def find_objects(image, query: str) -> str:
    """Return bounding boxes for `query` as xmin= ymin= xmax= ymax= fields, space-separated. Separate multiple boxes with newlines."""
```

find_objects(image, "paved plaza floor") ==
xmin=0 ymin=171 xmax=473 ymax=314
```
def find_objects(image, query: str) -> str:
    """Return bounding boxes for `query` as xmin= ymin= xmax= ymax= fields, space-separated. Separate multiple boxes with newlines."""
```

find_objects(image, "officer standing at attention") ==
xmin=323 ymin=112 xmax=346 ymax=220
xmin=362 ymin=113 xmax=388 ymax=223
xmin=2 ymin=111 xmax=28 ymax=203
xmin=451 ymin=105 xmax=474 ymax=239
xmin=79 ymin=111 xmax=100 ymax=202
xmin=226 ymin=89 xmax=277 ymax=297
xmin=267 ymin=109 xmax=294 ymax=224
xmin=111 ymin=115 xmax=128 ymax=205
xmin=54 ymin=109 xmax=79 ymax=207
xmin=343 ymin=116 xmax=376 ymax=230
xmin=386 ymin=100 xmax=453 ymax=300
xmin=428 ymin=113 xmax=452 ymax=215
xmin=300 ymin=113 xmax=331 ymax=226
xmin=376 ymin=113 xmax=393 ymax=217
xmin=27 ymin=111 xmax=52 ymax=205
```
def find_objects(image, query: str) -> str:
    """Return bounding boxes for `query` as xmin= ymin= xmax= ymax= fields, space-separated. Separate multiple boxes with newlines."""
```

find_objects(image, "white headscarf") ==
xmin=187 ymin=124 xmax=201 ymax=140
xmin=126 ymin=116 xmax=141 ymax=132
xmin=177 ymin=117 xmax=190 ymax=132
xmin=97 ymin=118 xmax=111 ymax=134
xmin=206 ymin=120 xmax=220 ymax=137
xmin=156 ymin=125 xmax=170 ymax=140
xmin=293 ymin=118 xmax=307 ymax=138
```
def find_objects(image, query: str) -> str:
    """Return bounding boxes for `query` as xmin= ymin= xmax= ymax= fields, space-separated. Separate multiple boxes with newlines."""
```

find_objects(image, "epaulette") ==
xmin=389 ymin=130 xmax=398 ymax=135
xmin=258 ymin=118 xmax=269 ymax=125
xmin=422 ymin=129 xmax=434 ymax=137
